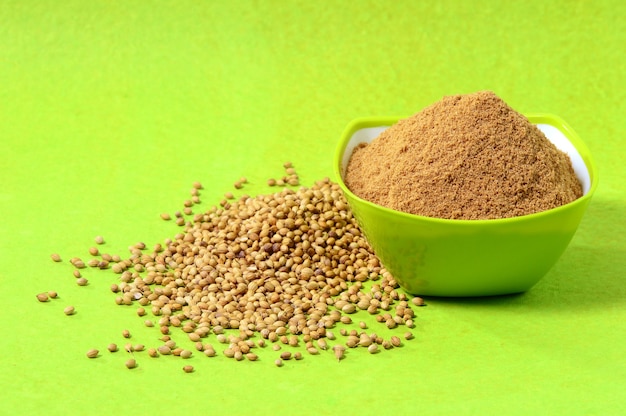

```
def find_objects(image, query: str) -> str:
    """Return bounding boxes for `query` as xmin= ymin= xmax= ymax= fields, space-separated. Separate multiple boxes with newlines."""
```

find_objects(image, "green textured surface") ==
xmin=1 ymin=1 xmax=624 ymax=415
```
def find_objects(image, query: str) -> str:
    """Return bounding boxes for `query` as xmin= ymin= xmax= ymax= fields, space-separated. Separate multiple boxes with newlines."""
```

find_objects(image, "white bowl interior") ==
xmin=341 ymin=123 xmax=591 ymax=195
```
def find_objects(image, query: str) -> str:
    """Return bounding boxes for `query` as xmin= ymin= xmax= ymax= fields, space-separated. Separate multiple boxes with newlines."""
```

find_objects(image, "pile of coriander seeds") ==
xmin=54 ymin=169 xmax=425 ymax=370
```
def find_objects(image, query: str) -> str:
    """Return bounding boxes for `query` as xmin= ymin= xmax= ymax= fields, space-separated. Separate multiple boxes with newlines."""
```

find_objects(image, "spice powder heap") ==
xmin=344 ymin=91 xmax=583 ymax=220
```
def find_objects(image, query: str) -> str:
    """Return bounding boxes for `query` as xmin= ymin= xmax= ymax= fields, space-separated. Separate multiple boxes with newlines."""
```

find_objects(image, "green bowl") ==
xmin=334 ymin=114 xmax=598 ymax=297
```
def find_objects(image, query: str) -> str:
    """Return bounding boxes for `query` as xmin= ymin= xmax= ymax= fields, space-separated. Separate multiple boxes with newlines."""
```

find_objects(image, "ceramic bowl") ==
xmin=334 ymin=114 xmax=597 ymax=296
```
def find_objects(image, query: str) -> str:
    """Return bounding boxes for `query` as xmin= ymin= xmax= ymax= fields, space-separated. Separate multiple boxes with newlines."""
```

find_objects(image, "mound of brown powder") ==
xmin=344 ymin=91 xmax=583 ymax=220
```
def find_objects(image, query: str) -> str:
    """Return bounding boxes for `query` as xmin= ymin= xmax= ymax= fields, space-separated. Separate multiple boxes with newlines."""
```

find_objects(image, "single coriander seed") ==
xmin=86 ymin=349 xmax=99 ymax=358
xmin=63 ymin=306 xmax=75 ymax=315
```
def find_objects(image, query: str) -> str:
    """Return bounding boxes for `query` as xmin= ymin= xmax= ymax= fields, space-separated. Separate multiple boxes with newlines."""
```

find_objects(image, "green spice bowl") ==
xmin=334 ymin=114 xmax=598 ymax=297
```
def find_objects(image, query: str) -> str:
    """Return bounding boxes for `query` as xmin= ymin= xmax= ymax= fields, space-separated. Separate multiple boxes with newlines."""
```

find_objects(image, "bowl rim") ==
xmin=333 ymin=113 xmax=598 ymax=225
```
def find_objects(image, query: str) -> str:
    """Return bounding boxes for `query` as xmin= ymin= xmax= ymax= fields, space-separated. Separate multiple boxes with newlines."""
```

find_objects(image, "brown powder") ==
xmin=344 ymin=91 xmax=583 ymax=220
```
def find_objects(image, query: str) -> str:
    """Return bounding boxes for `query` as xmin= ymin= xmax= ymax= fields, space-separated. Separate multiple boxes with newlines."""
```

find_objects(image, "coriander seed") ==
xmin=36 ymin=293 xmax=48 ymax=302
xmin=183 ymin=365 xmax=194 ymax=373
xmin=86 ymin=349 xmax=99 ymax=358
xmin=332 ymin=345 xmax=345 ymax=361
xmin=125 ymin=359 xmax=137 ymax=369
xmin=63 ymin=306 xmax=75 ymax=315
xmin=50 ymin=253 xmax=61 ymax=262
xmin=390 ymin=336 xmax=401 ymax=347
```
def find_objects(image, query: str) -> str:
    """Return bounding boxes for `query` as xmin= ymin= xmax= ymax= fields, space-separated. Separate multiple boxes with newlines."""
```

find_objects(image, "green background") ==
xmin=1 ymin=1 xmax=624 ymax=415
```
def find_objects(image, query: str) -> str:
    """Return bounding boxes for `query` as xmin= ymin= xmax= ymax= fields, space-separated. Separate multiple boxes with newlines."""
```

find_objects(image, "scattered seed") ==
xmin=346 ymin=336 xmax=359 ymax=348
xmin=122 ymin=329 xmax=131 ymax=339
xmin=359 ymin=321 xmax=367 ymax=329
xmin=86 ymin=349 xmax=99 ymax=358
xmin=246 ymin=353 xmax=258 ymax=361
xmin=157 ymin=345 xmax=172 ymax=355
xmin=294 ymin=352 xmax=303 ymax=360
xmin=341 ymin=304 xmax=356 ymax=314
xmin=125 ymin=359 xmax=137 ymax=369
xmin=280 ymin=351 xmax=292 ymax=361
xmin=390 ymin=336 xmax=402 ymax=347
xmin=94 ymin=236 xmax=104 ymax=245
xmin=148 ymin=348 xmax=158 ymax=357
xmin=404 ymin=332 xmax=414 ymax=340
xmin=73 ymin=270 xmax=81 ymax=278
xmin=193 ymin=181 xmax=203 ymax=190
xmin=76 ymin=277 xmax=88 ymax=286
xmin=63 ymin=306 xmax=75 ymax=315
xmin=183 ymin=365 xmax=194 ymax=373
xmin=411 ymin=297 xmax=425 ymax=306
xmin=50 ymin=253 xmax=61 ymax=262
xmin=124 ymin=343 xmax=134 ymax=353
xmin=107 ymin=343 xmax=118 ymax=352
xmin=134 ymin=344 xmax=145 ymax=352
xmin=306 ymin=347 xmax=319 ymax=355
xmin=367 ymin=344 xmax=379 ymax=354
xmin=274 ymin=359 xmax=283 ymax=367
xmin=358 ymin=336 xmax=372 ymax=347
xmin=180 ymin=350 xmax=192 ymax=359
xmin=144 ymin=320 xmax=154 ymax=327
xmin=88 ymin=247 xmax=99 ymax=256
xmin=160 ymin=213 xmax=171 ymax=221
xmin=332 ymin=345 xmax=346 ymax=361
xmin=36 ymin=293 xmax=48 ymax=302
xmin=272 ymin=344 xmax=281 ymax=351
